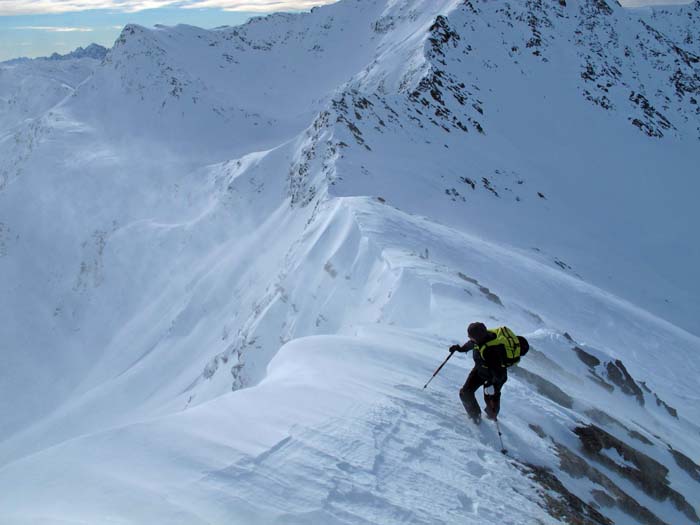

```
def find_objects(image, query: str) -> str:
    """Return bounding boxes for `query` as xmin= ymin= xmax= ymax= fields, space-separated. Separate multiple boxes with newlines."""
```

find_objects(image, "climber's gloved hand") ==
xmin=449 ymin=344 xmax=462 ymax=353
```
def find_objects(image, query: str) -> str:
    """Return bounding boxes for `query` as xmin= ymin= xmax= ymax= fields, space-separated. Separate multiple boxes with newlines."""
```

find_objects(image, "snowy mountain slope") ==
xmin=1 ymin=196 xmax=698 ymax=524
xmin=0 ymin=48 xmax=105 ymax=137
xmin=72 ymin=2 xmax=392 ymax=161
xmin=313 ymin=0 xmax=700 ymax=333
xmin=1 ymin=0 xmax=699 ymax=524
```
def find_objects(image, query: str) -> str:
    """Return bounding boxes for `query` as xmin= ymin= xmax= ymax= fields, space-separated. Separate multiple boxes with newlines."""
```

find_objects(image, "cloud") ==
xmin=620 ymin=0 xmax=693 ymax=5
xmin=0 ymin=0 xmax=691 ymax=16
xmin=181 ymin=0 xmax=336 ymax=12
xmin=13 ymin=25 xmax=95 ymax=32
xmin=0 ymin=0 xmax=336 ymax=15
xmin=0 ymin=1 xmax=184 ymax=15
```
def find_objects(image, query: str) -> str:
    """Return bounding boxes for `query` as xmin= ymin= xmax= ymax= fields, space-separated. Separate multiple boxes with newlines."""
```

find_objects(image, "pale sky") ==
xmin=0 ymin=0 xmax=695 ymax=61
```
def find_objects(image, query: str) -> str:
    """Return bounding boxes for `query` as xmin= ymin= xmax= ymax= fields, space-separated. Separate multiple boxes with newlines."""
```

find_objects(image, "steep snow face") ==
xmin=0 ymin=0 xmax=699 ymax=524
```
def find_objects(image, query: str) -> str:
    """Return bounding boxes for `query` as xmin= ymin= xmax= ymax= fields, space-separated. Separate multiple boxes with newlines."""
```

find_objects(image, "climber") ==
xmin=449 ymin=322 xmax=529 ymax=424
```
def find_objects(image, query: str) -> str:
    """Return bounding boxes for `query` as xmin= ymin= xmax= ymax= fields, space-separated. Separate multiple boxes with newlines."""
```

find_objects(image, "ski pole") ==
xmin=423 ymin=351 xmax=455 ymax=389
xmin=495 ymin=418 xmax=507 ymax=455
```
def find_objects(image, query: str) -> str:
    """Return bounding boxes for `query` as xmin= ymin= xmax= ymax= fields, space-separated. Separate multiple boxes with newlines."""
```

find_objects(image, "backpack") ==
xmin=479 ymin=326 xmax=529 ymax=367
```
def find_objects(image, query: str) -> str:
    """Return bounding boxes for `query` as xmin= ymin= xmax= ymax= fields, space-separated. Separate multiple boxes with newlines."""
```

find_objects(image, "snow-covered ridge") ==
xmin=0 ymin=0 xmax=699 ymax=523
xmin=0 ymin=44 xmax=105 ymax=136
xmin=314 ymin=0 xmax=700 ymax=331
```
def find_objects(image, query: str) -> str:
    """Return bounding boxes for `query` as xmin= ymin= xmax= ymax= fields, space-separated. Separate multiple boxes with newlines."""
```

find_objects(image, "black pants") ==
xmin=459 ymin=366 xmax=504 ymax=420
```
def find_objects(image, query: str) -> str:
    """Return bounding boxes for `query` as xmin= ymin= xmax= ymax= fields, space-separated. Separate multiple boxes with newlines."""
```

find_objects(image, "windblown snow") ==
xmin=1 ymin=1 xmax=699 ymax=524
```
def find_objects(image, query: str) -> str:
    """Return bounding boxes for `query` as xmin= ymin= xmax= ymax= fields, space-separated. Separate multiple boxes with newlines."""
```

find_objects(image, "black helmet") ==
xmin=467 ymin=322 xmax=488 ymax=343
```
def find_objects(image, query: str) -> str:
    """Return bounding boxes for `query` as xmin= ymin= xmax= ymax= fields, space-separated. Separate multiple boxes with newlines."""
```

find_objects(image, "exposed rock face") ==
xmin=571 ymin=342 xmax=681 ymax=417
xmin=574 ymin=346 xmax=600 ymax=368
xmin=604 ymin=359 xmax=645 ymax=405
xmin=571 ymin=346 xmax=615 ymax=392
xmin=555 ymin=440 xmax=669 ymax=525
xmin=518 ymin=462 xmax=613 ymax=525
xmin=574 ymin=424 xmax=699 ymax=522
xmin=667 ymin=446 xmax=700 ymax=483
xmin=514 ymin=333 xmax=694 ymax=525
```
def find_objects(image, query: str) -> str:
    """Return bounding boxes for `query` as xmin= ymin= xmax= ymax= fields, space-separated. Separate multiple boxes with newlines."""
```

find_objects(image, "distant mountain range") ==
xmin=2 ymin=43 xmax=108 ymax=65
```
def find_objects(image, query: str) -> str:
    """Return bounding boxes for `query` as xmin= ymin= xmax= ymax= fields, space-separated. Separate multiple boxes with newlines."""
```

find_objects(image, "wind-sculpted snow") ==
xmin=1 ymin=196 xmax=699 ymax=524
xmin=0 ymin=0 xmax=699 ymax=524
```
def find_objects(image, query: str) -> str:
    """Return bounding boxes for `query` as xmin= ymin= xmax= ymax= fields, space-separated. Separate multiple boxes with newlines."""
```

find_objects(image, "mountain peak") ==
xmin=48 ymin=43 xmax=108 ymax=61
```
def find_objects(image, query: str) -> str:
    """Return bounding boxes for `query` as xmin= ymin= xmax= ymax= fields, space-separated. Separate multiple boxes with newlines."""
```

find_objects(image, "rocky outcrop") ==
xmin=668 ymin=446 xmax=700 ymax=483
xmin=575 ymin=424 xmax=699 ymax=522
xmin=519 ymin=462 xmax=613 ymax=525
xmin=604 ymin=359 xmax=645 ymax=406
xmin=556 ymin=440 xmax=669 ymax=525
